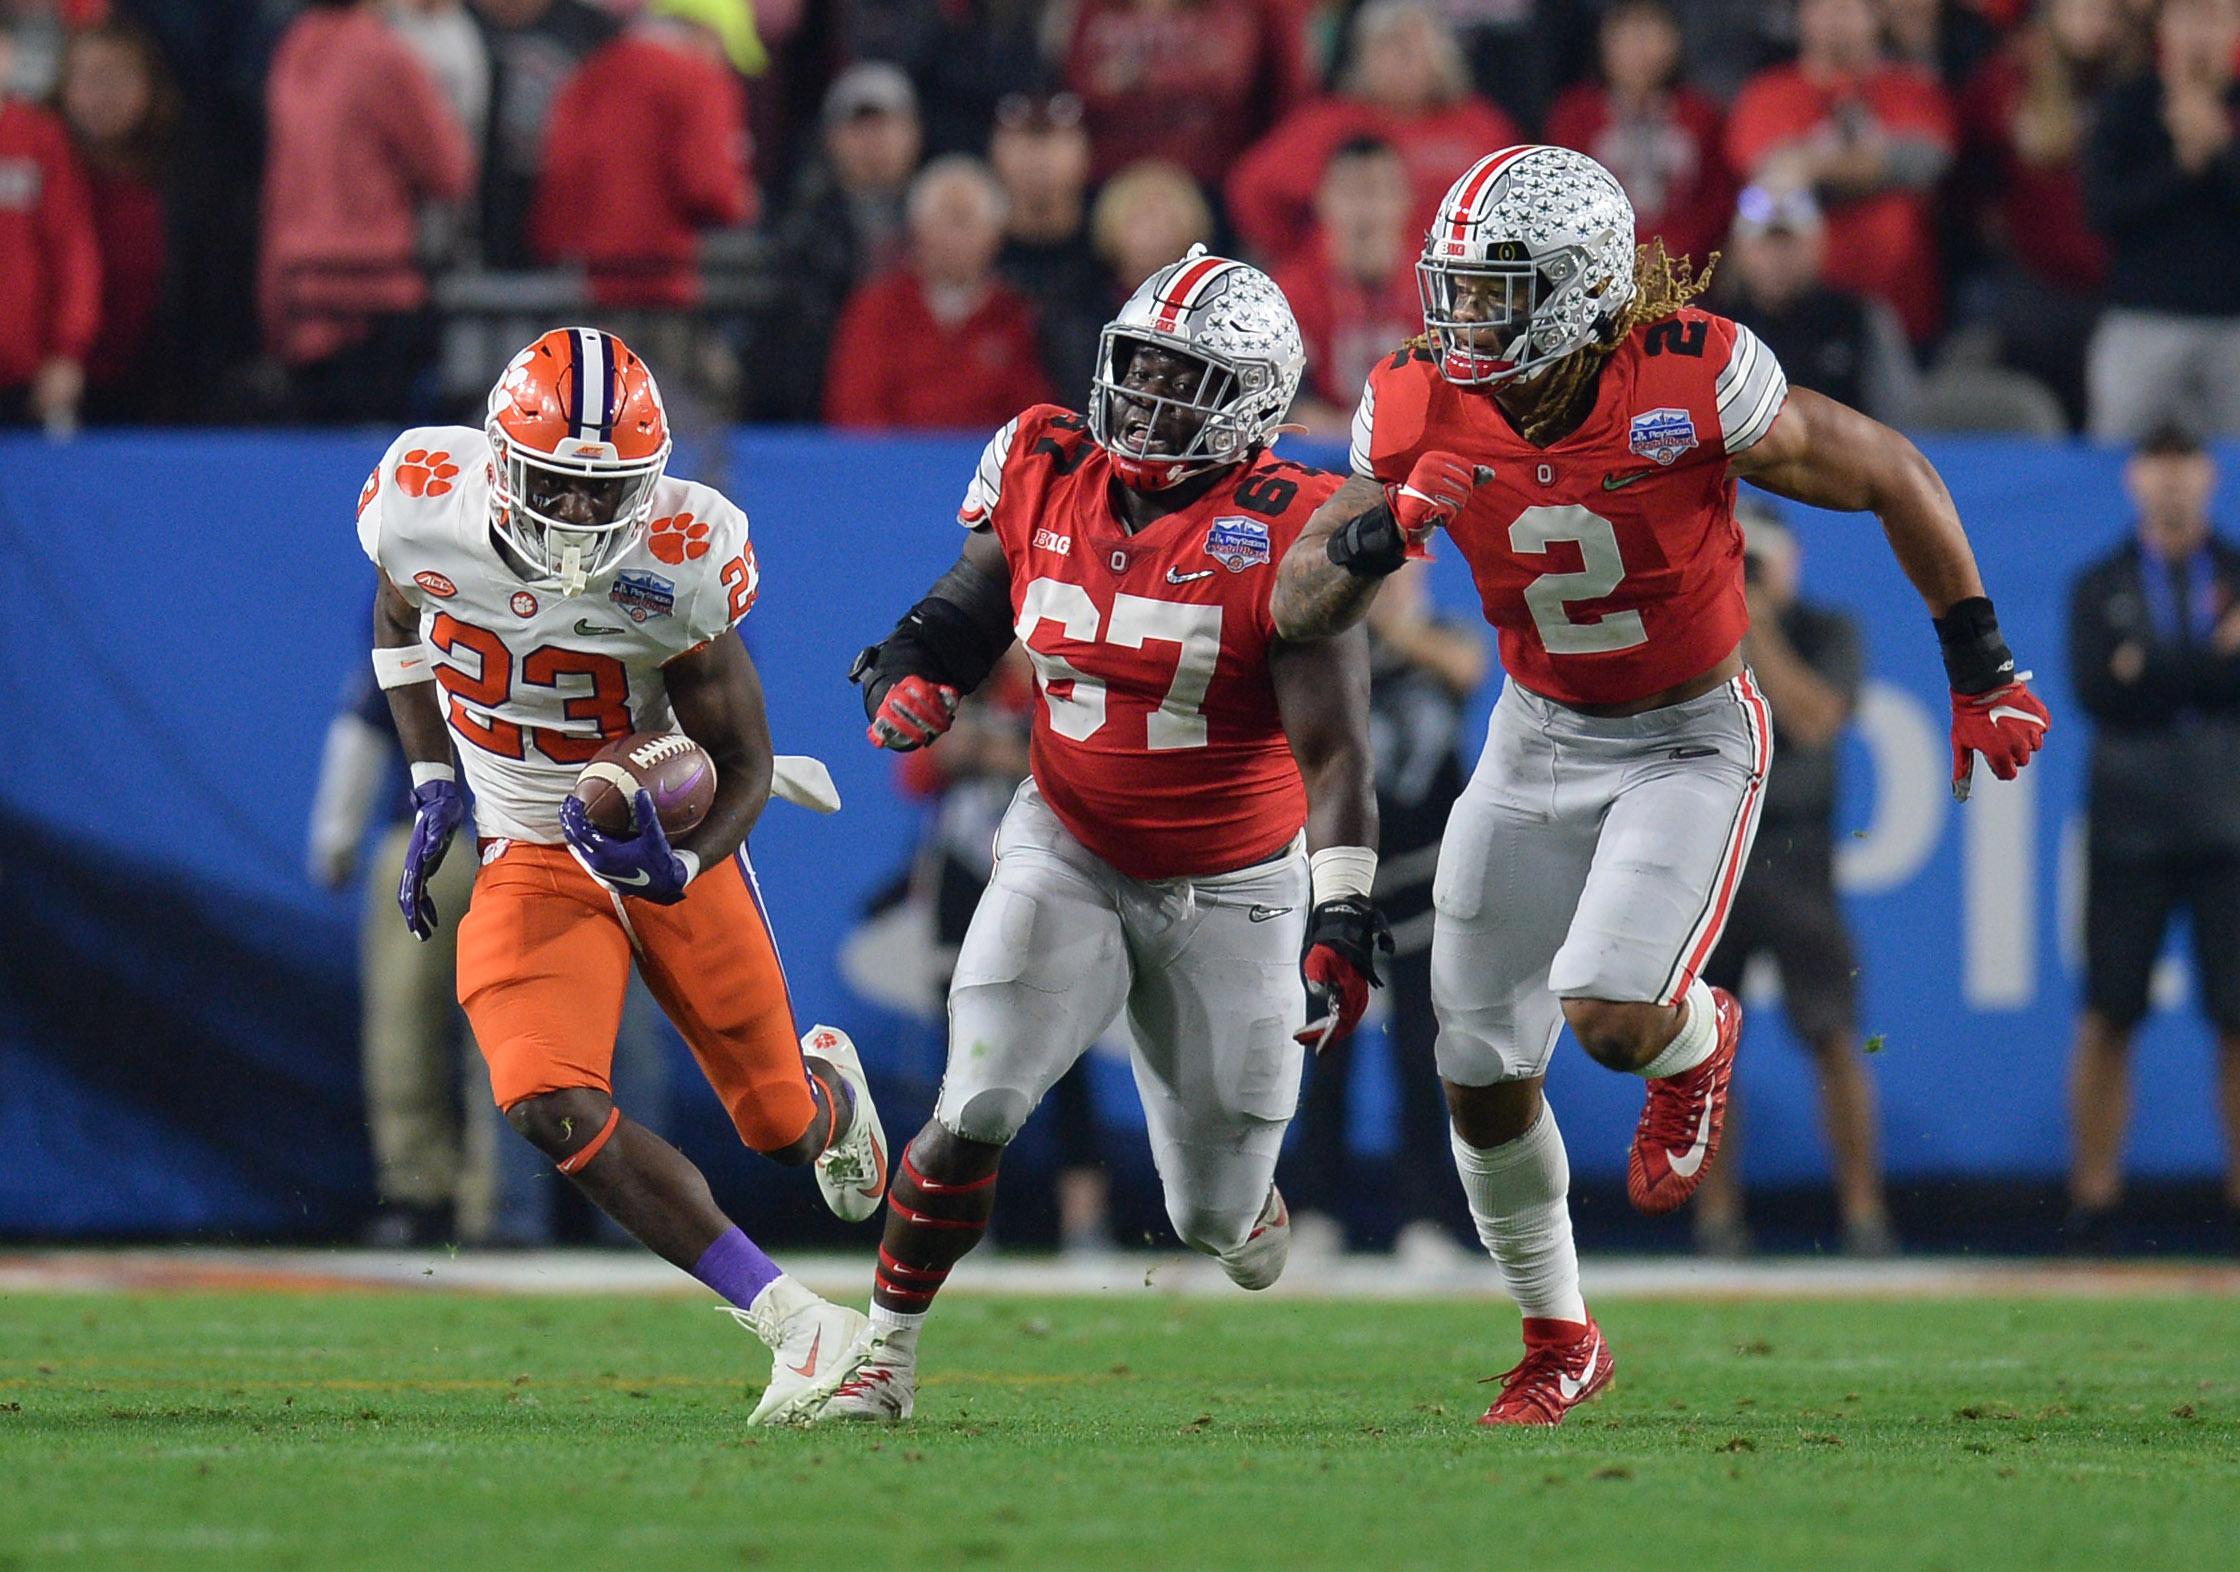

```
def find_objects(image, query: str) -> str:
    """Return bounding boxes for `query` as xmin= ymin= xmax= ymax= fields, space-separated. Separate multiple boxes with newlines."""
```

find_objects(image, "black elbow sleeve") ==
xmin=852 ymin=559 xmax=1016 ymax=720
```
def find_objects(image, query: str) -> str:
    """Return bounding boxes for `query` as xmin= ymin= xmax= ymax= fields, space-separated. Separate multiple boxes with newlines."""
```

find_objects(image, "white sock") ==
xmin=1449 ymin=1108 xmax=1586 ymax=1325
xmin=868 ymin=1303 xmax=925 ymax=1350
xmin=1637 ymin=977 xmax=1716 ymax=1079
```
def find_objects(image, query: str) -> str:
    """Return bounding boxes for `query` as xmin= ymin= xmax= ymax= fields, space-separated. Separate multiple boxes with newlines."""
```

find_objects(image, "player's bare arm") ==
xmin=372 ymin=572 xmax=452 ymax=770
xmin=1734 ymin=386 xmax=2050 ymax=797
xmin=1733 ymin=386 xmax=1984 ymax=613
xmin=1271 ymin=624 xmax=1377 ymax=854
xmin=662 ymin=632 xmax=777 ymax=870
xmin=1274 ymin=452 xmax=1491 ymax=643
xmin=1271 ymin=622 xmax=1393 ymax=1053
xmin=854 ymin=525 xmax=1016 ymax=751
xmin=1273 ymin=474 xmax=1388 ymax=641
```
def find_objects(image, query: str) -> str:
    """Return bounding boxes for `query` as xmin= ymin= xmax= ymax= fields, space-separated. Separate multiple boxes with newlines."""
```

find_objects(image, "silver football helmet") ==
xmin=1418 ymin=145 xmax=1637 ymax=386
xmin=1089 ymin=246 xmax=1306 ymax=489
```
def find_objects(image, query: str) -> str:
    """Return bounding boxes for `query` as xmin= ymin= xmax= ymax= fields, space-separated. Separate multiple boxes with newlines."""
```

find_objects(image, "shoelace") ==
xmin=1637 ymin=1056 xmax=1716 ymax=1148
xmin=1481 ymin=1344 xmax=1578 ymax=1421
xmin=830 ymin=1365 xmax=896 ymax=1401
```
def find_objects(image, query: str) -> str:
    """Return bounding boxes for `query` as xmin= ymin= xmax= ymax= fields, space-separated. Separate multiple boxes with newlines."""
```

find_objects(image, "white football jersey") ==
xmin=356 ymin=425 xmax=760 ymax=844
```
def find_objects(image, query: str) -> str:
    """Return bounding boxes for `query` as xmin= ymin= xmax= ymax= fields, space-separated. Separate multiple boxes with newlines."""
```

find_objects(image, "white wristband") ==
xmin=676 ymin=849 xmax=703 ymax=886
xmin=372 ymin=644 xmax=435 ymax=688
xmin=409 ymin=761 xmax=456 ymax=789
xmin=1309 ymin=846 xmax=1378 ymax=907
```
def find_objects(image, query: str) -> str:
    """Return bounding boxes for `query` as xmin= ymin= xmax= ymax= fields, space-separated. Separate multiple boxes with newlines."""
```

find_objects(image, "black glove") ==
xmin=1295 ymin=897 xmax=1395 ymax=1053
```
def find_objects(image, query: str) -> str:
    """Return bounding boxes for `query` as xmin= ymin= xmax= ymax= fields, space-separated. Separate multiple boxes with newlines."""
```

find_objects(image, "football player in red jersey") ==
xmin=812 ymin=249 xmax=1387 ymax=1422
xmin=1272 ymin=146 xmax=2050 ymax=1426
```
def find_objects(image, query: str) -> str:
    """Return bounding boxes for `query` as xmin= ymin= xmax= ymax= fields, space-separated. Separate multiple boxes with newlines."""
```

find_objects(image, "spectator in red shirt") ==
xmin=1090 ymin=158 xmax=1216 ymax=305
xmin=56 ymin=18 xmax=175 ymax=418
xmin=824 ymin=155 xmax=1053 ymax=430
xmin=1545 ymin=0 xmax=1735 ymax=267
xmin=260 ymin=0 xmax=474 ymax=421
xmin=1061 ymin=0 xmax=1313 ymax=187
xmin=1272 ymin=136 xmax=1418 ymax=438
xmin=531 ymin=0 xmax=755 ymax=309
xmin=1727 ymin=0 xmax=1959 ymax=343
xmin=1961 ymin=0 xmax=2129 ymax=425
xmin=1226 ymin=1 xmax=1520 ymax=267
xmin=0 ymin=27 xmax=98 ymax=431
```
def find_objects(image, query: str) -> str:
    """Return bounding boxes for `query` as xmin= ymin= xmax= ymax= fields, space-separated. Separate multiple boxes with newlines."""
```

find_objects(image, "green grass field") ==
xmin=4 ymin=1288 xmax=2236 ymax=1570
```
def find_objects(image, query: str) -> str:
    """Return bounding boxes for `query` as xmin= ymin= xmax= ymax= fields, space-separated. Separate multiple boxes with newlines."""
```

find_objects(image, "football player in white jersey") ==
xmin=357 ymin=327 xmax=888 ymax=1424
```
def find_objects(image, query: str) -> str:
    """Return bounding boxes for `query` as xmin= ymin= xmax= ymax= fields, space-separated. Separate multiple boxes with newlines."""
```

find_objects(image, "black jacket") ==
xmin=2084 ymin=74 xmax=2240 ymax=317
xmin=2067 ymin=533 xmax=2240 ymax=856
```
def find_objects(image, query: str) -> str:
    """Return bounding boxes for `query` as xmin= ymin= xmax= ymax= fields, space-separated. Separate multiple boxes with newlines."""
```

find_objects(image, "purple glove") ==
xmin=559 ymin=789 xmax=691 ymax=905
xmin=398 ymin=778 xmax=466 ymax=940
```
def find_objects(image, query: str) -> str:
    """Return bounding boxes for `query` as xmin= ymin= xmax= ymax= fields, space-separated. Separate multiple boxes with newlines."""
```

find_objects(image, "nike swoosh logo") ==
xmin=574 ymin=620 xmax=627 ymax=636
xmin=1247 ymin=904 xmax=1292 ymax=923
xmin=1167 ymin=568 xmax=1213 ymax=584
xmin=1665 ymin=1101 xmax=1715 ymax=1179
xmin=788 ymin=1327 xmax=822 ymax=1379
xmin=860 ymin=1131 xmax=889 ymax=1200
xmin=1557 ymin=1335 xmax=1603 ymax=1401
xmin=608 ymin=869 xmax=652 ymax=887
xmin=1986 ymin=706 xmax=2045 ymax=730
xmin=1601 ymin=469 xmax=1659 ymax=491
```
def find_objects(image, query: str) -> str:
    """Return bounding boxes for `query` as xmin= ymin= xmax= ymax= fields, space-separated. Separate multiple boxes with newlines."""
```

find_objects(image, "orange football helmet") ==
xmin=485 ymin=327 xmax=671 ymax=594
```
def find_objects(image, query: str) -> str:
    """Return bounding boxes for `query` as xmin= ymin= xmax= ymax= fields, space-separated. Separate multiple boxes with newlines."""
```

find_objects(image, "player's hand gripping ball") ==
xmin=562 ymin=732 xmax=715 ymax=904
xmin=570 ymin=731 xmax=716 ymax=835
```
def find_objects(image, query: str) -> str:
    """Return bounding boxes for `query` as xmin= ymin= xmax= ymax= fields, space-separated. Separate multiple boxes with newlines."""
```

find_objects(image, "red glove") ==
xmin=1386 ymin=450 xmax=1490 ymax=562
xmin=867 ymin=675 xmax=960 ymax=751
xmin=1294 ymin=897 xmax=1394 ymax=1053
xmin=1949 ymin=676 xmax=2049 ymax=801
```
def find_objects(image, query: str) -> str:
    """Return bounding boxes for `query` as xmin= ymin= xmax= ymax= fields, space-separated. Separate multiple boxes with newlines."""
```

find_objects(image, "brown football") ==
xmin=570 ymin=731 xmax=717 ymax=836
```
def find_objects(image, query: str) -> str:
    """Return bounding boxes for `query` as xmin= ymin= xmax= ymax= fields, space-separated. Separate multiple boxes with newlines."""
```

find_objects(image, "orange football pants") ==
xmin=454 ymin=841 xmax=817 ymax=1153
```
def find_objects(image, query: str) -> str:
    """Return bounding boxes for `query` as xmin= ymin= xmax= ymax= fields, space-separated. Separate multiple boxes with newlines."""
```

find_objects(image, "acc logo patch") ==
xmin=1628 ymin=407 xmax=1698 ymax=466
xmin=1203 ymin=516 xmax=1271 ymax=573
xmin=610 ymin=569 xmax=676 ymax=623
xmin=510 ymin=590 xmax=539 ymax=618
xmin=413 ymin=571 xmax=458 ymax=598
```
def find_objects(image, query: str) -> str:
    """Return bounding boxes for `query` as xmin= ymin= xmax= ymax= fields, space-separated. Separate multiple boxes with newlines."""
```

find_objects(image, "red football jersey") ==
xmin=960 ymin=404 xmax=1343 ymax=880
xmin=1352 ymin=307 xmax=1789 ymax=708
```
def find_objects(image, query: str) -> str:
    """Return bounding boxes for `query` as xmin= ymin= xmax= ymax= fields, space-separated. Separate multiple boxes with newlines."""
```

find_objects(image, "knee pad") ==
xmin=1166 ymin=1199 xmax=1254 ymax=1259
xmin=941 ymin=1088 xmax=1031 ymax=1147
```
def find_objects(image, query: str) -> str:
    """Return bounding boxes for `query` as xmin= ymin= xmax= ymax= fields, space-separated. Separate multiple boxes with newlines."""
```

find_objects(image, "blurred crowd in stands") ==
xmin=1 ymin=0 xmax=2236 ymax=437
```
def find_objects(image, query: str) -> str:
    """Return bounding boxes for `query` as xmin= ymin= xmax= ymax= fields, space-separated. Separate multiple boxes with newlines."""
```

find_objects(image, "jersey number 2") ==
xmin=1510 ymin=506 xmax=1648 ymax=656
xmin=1016 ymin=580 xmax=1221 ymax=750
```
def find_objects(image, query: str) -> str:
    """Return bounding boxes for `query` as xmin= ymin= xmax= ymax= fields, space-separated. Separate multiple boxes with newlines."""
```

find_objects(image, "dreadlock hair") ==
xmin=1407 ymin=239 xmax=1719 ymax=444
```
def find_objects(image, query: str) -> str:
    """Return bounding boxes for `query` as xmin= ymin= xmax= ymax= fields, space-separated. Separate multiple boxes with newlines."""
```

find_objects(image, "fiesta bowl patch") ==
xmin=611 ymin=569 xmax=676 ymax=622
xmin=1204 ymin=516 xmax=1271 ymax=572
xmin=1628 ymin=407 xmax=1698 ymax=466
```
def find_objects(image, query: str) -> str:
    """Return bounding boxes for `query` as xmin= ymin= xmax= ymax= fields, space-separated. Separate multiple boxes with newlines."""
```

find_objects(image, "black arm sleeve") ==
xmin=851 ymin=557 xmax=1016 ymax=719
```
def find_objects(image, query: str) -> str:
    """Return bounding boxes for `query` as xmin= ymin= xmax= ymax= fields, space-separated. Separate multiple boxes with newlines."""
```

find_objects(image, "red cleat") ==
xmin=1477 ymin=1316 xmax=1615 ymax=1426
xmin=1627 ymin=985 xmax=1741 ymax=1215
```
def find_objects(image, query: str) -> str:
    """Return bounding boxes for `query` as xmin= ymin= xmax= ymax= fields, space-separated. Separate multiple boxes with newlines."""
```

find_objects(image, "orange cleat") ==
xmin=1627 ymin=986 xmax=1741 ymax=1215
xmin=1477 ymin=1316 xmax=1615 ymax=1426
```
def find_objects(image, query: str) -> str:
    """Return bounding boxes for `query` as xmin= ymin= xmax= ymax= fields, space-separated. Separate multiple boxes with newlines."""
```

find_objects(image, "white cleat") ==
xmin=1218 ymin=1185 xmax=1291 ymax=1291
xmin=814 ymin=1326 xmax=916 ymax=1423
xmin=803 ymin=1024 xmax=889 ymax=1223
xmin=736 ymin=1278 xmax=873 ymax=1426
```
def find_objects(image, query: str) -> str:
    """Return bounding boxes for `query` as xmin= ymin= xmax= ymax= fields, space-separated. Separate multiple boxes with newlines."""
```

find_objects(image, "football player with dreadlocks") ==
xmin=1272 ymin=147 xmax=2050 ymax=1425
xmin=819 ymin=249 xmax=1385 ymax=1422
